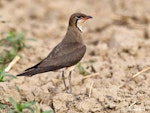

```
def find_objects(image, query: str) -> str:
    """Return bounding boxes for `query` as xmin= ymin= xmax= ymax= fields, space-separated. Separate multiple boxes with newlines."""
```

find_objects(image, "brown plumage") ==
xmin=17 ymin=13 xmax=92 ymax=76
xmin=17 ymin=13 xmax=92 ymax=93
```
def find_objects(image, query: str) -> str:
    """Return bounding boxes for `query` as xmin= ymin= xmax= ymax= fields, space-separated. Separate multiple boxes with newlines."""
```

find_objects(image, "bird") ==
xmin=17 ymin=13 xmax=92 ymax=93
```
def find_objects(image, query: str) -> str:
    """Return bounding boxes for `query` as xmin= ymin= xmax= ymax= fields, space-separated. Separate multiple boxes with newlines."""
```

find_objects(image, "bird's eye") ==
xmin=75 ymin=16 xmax=82 ymax=19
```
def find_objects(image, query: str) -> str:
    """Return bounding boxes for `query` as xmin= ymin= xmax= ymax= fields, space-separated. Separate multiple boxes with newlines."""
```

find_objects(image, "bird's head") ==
xmin=69 ymin=13 xmax=92 ymax=32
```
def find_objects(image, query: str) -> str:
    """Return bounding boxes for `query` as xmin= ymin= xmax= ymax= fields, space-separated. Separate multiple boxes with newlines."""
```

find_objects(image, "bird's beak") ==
xmin=86 ymin=16 xmax=93 ymax=19
xmin=82 ymin=16 xmax=93 ymax=20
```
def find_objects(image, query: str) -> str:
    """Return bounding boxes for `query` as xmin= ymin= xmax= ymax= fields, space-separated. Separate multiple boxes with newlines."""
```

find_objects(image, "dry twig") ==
xmin=129 ymin=66 xmax=150 ymax=81
xmin=89 ymin=81 xmax=94 ymax=98
xmin=82 ymin=72 xmax=99 ymax=80
xmin=5 ymin=55 xmax=20 ymax=72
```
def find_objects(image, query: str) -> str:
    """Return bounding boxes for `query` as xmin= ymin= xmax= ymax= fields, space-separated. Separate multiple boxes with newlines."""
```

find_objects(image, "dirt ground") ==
xmin=0 ymin=0 xmax=150 ymax=113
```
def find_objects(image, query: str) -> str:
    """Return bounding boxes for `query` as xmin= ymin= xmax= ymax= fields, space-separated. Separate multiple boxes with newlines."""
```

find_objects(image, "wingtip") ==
xmin=16 ymin=71 xmax=33 ymax=76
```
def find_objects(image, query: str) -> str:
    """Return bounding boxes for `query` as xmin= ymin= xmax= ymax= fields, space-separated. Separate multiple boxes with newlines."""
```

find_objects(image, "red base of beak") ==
xmin=83 ymin=16 xmax=92 ymax=20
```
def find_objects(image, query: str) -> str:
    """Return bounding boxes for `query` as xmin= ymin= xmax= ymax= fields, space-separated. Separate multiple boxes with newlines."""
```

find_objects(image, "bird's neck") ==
xmin=62 ymin=26 xmax=84 ymax=44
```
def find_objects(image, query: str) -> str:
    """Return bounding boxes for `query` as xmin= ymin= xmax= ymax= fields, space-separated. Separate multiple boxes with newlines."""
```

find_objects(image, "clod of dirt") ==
xmin=75 ymin=97 xmax=102 ymax=113
xmin=52 ymin=93 xmax=75 ymax=112
xmin=0 ymin=82 xmax=21 ymax=103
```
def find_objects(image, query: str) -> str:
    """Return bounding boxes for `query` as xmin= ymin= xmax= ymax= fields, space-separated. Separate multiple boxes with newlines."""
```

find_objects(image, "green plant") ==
xmin=0 ymin=103 xmax=6 ymax=109
xmin=0 ymin=31 xmax=26 ymax=66
xmin=0 ymin=31 xmax=26 ymax=82
xmin=6 ymin=31 xmax=26 ymax=50
xmin=8 ymin=97 xmax=53 ymax=113
xmin=8 ymin=97 xmax=35 ymax=113
xmin=76 ymin=62 xmax=87 ymax=76
xmin=0 ymin=68 xmax=16 ymax=82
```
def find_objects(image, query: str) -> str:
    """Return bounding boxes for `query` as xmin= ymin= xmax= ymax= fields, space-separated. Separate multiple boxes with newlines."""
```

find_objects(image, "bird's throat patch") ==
xmin=76 ymin=19 xmax=86 ymax=32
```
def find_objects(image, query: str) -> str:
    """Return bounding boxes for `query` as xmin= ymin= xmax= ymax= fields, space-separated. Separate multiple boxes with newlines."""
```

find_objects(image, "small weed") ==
xmin=8 ymin=97 xmax=35 ymax=113
xmin=76 ymin=60 xmax=97 ymax=76
xmin=8 ymin=97 xmax=53 ymax=113
xmin=0 ymin=103 xmax=6 ymax=109
xmin=0 ymin=31 xmax=26 ymax=66
xmin=0 ymin=68 xmax=16 ymax=82
xmin=0 ymin=31 xmax=26 ymax=82
xmin=76 ymin=63 xmax=87 ymax=76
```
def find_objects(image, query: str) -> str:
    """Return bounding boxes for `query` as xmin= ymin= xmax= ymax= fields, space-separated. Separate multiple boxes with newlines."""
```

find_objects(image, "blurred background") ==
xmin=0 ymin=0 xmax=149 ymax=38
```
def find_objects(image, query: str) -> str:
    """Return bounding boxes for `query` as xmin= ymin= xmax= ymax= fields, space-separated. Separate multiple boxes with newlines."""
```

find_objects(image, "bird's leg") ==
xmin=62 ymin=71 xmax=68 ymax=93
xmin=68 ymin=71 xmax=72 ymax=93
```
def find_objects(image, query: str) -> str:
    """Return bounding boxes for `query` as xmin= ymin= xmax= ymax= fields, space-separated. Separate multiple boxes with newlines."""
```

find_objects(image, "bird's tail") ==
xmin=17 ymin=65 xmax=60 ymax=76
xmin=17 ymin=67 xmax=51 ymax=76
xmin=17 ymin=69 xmax=38 ymax=76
